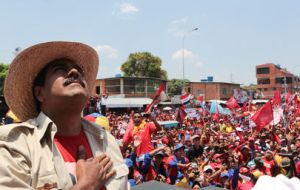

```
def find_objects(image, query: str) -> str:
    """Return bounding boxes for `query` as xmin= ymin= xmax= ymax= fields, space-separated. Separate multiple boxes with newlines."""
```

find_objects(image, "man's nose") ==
xmin=68 ymin=68 xmax=81 ymax=78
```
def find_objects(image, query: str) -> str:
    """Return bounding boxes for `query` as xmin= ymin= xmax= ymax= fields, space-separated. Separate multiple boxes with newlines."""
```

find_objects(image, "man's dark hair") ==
xmin=32 ymin=58 xmax=73 ymax=112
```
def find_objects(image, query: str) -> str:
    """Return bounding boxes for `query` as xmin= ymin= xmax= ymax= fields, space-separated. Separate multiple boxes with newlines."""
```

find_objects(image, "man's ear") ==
xmin=33 ymin=86 xmax=45 ymax=103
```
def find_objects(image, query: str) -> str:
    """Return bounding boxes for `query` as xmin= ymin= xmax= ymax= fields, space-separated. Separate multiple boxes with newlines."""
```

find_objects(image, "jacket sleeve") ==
xmin=0 ymin=138 xmax=32 ymax=189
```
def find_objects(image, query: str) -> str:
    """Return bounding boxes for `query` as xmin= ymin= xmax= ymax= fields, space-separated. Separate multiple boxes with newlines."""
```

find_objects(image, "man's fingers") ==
xmin=94 ymin=154 xmax=107 ymax=163
xmin=105 ymin=169 xmax=116 ymax=180
xmin=100 ymin=157 xmax=111 ymax=166
xmin=77 ymin=145 xmax=86 ymax=160
xmin=103 ymin=160 xmax=113 ymax=172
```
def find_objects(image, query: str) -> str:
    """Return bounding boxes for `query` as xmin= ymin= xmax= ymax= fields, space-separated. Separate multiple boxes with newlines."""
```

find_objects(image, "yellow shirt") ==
xmin=226 ymin=125 xmax=233 ymax=133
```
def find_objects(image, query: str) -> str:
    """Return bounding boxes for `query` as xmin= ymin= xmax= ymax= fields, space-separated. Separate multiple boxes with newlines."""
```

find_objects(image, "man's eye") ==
xmin=54 ymin=66 xmax=67 ymax=72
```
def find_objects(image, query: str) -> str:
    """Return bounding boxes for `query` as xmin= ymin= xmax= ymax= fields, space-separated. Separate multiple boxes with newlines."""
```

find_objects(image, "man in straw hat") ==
xmin=0 ymin=41 xmax=128 ymax=189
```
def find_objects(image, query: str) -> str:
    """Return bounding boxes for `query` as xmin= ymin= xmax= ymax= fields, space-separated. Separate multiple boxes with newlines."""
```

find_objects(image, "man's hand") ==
xmin=177 ymin=162 xmax=191 ymax=169
xmin=72 ymin=145 xmax=116 ymax=190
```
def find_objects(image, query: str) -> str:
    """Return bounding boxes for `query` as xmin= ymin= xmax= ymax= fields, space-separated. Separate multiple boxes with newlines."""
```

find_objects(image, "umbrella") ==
xmin=84 ymin=115 xmax=96 ymax=122
xmin=87 ymin=112 xmax=101 ymax=118
xmin=132 ymin=181 xmax=186 ymax=190
xmin=209 ymin=101 xmax=231 ymax=115
xmin=163 ymin=106 xmax=172 ymax=111
xmin=201 ymin=186 xmax=225 ymax=190
xmin=83 ymin=112 xmax=102 ymax=122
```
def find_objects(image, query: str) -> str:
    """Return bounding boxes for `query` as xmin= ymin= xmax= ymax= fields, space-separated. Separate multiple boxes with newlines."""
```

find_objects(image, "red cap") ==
xmin=249 ymin=137 xmax=255 ymax=141
xmin=213 ymin=153 xmax=223 ymax=160
xmin=162 ymin=137 xmax=169 ymax=145
xmin=240 ymin=167 xmax=249 ymax=174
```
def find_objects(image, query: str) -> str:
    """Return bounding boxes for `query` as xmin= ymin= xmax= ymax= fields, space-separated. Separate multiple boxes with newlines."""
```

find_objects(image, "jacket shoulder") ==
xmin=0 ymin=122 xmax=35 ymax=141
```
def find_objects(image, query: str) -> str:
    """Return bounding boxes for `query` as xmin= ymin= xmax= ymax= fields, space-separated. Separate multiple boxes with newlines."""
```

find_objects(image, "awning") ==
xmin=104 ymin=97 xmax=152 ymax=108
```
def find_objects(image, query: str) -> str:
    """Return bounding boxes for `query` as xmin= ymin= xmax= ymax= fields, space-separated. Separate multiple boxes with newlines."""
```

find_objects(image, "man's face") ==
xmin=133 ymin=113 xmax=142 ymax=126
xmin=154 ymin=154 xmax=164 ymax=163
xmin=215 ymin=157 xmax=223 ymax=164
xmin=265 ymin=153 xmax=272 ymax=160
xmin=175 ymin=148 xmax=184 ymax=158
xmin=34 ymin=59 xmax=88 ymax=111
xmin=193 ymin=138 xmax=200 ymax=146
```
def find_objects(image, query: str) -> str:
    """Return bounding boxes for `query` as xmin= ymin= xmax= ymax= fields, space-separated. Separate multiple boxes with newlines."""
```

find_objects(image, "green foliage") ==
xmin=0 ymin=63 xmax=9 ymax=95
xmin=121 ymin=52 xmax=168 ymax=80
xmin=167 ymin=79 xmax=190 ymax=96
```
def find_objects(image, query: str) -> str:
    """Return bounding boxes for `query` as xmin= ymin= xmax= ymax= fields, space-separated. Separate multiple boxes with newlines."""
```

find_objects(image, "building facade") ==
xmin=256 ymin=63 xmax=300 ymax=99
xmin=94 ymin=77 xmax=167 ymax=98
xmin=186 ymin=82 xmax=241 ymax=101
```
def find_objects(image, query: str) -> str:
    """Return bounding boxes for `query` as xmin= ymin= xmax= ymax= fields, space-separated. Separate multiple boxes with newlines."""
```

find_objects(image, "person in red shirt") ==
xmin=262 ymin=150 xmax=275 ymax=176
xmin=122 ymin=112 xmax=161 ymax=156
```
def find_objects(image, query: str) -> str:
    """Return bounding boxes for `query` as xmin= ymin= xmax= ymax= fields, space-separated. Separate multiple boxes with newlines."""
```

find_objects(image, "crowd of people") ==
xmin=85 ymin=96 xmax=300 ymax=190
xmin=1 ymin=40 xmax=299 ymax=189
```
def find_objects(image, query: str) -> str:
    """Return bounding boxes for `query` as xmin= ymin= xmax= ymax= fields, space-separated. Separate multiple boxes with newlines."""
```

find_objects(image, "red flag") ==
xmin=272 ymin=90 xmax=281 ymax=106
xmin=225 ymin=96 xmax=240 ymax=110
xmin=296 ymin=101 xmax=300 ymax=117
xmin=241 ymin=102 xmax=247 ymax=112
xmin=285 ymin=91 xmax=291 ymax=104
xmin=176 ymin=105 xmax=187 ymax=124
xmin=293 ymin=93 xmax=299 ymax=104
xmin=248 ymin=103 xmax=253 ymax=112
xmin=250 ymin=101 xmax=273 ymax=131
xmin=144 ymin=83 xmax=167 ymax=113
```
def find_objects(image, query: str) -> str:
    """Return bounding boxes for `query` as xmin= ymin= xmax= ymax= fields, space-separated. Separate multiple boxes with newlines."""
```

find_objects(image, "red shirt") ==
xmin=54 ymin=131 xmax=93 ymax=177
xmin=122 ymin=121 xmax=157 ymax=156
xmin=238 ymin=181 xmax=254 ymax=190
xmin=262 ymin=158 xmax=275 ymax=176
xmin=54 ymin=131 xmax=106 ymax=190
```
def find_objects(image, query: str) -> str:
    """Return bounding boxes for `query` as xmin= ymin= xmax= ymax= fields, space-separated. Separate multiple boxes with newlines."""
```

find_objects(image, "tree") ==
xmin=121 ymin=52 xmax=167 ymax=80
xmin=167 ymin=79 xmax=190 ymax=96
xmin=0 ymin=63 xmax=9 ymax=95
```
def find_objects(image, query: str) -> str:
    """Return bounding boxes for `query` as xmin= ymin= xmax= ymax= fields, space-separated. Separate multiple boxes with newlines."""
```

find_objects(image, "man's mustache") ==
xmin=63 ymin=76 xmax=85 ymax=88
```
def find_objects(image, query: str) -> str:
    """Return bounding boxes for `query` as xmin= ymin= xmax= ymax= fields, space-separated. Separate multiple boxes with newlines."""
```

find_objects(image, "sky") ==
xmin=1 ymin=0 xmax=300 ymax=86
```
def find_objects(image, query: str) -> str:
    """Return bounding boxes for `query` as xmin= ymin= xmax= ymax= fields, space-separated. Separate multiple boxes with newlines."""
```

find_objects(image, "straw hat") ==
xmin=4 ymin=41 xmax=99 ymax=121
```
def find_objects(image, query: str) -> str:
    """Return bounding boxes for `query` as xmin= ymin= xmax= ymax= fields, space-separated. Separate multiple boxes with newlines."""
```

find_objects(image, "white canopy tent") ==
xmin=162 ymin=106 xmax=172 ymax=111
xmin=103 ymin=97 xmax=152 ymax=108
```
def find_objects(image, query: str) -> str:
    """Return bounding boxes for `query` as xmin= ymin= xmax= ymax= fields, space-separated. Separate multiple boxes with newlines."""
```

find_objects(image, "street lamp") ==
xmin=182 ymin=27 xmax=198 ymax=90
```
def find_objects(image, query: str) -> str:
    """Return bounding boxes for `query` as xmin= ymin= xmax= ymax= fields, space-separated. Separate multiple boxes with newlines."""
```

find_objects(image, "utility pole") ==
xmin=283 ymin=77 xmax=287 ymax=95
xmin=182 ymin=27 xmax=198 ymax=92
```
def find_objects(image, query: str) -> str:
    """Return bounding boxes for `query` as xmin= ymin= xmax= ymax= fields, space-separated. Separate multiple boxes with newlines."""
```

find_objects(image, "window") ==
xmin=147 ymin=79 xmax=161 ymax=93
xmin=222 ymin=88 xmax=227 ymax=95
xmin=257 ymin=67 xmax=270 ymax=74
xmin=105 ymin=79 xmax=120 ymax=94
xmin=197 ymin=90 xmax=204 ymax=96
xmin=257 ymin=78 xmax=270 ymax=84
xmin=124 ymin=78 xmax=145 ymax=94
xmin=275 ymin=77 xmax=293 ymax=84
xmin=96 ymin=86 xmax=100 ymax=94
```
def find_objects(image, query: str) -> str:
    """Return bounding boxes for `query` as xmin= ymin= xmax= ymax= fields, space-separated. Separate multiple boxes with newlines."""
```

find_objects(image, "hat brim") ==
xmin=4 ymin=41 xmax=99 ymax=121
xmin=175 ymin=145 xmax=185 ymax=151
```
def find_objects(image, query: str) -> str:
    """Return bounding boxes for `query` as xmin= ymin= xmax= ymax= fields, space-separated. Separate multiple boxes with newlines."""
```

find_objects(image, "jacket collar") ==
xmin=26 ymin=112 xmax=56 ymax=142
xmin=28 ymin=112 xmax=105 ymax=142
